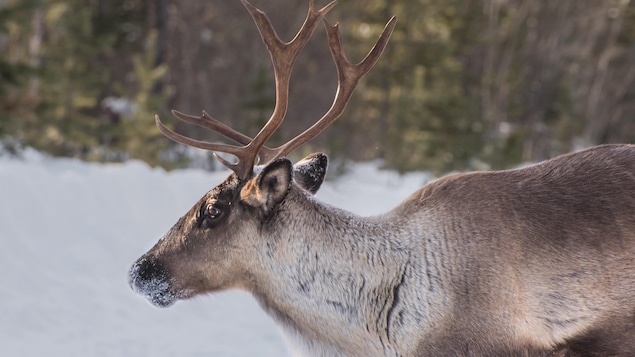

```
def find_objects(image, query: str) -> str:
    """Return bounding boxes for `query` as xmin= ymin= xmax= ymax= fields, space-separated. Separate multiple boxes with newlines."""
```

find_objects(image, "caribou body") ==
xmin=129 ymin=1 xmax=635 ymax=356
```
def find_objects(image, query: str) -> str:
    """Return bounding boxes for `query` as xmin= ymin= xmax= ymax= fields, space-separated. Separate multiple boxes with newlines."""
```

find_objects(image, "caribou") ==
xmin=129 ymin=1 xmax=635 ymax=356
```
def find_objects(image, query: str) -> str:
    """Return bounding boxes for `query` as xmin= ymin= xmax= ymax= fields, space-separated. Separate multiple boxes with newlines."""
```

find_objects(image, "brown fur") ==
xmin=405 ymin=145 xmax=635 ymax=356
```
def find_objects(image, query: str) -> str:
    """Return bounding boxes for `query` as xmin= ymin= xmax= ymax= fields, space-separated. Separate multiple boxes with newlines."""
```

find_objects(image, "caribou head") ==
xmin=129 ymin=0 xmax=395 ymax=309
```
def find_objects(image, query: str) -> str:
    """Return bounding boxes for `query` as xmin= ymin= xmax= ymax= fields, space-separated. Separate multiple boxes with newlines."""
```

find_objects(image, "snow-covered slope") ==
xmin=0 ymin=151 xmax=430 ymax=356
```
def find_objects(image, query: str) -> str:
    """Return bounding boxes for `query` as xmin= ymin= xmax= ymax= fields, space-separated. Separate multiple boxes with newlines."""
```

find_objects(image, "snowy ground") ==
xmin=0 ymin=150 xmax=430 ymax=356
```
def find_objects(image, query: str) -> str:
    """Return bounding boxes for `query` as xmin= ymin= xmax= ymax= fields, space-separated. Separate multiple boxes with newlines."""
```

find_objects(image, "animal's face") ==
xmin=128 ymin=0 xmax=393 ymax=312
xmin=128 ymin=153 xmax=328 ymax=307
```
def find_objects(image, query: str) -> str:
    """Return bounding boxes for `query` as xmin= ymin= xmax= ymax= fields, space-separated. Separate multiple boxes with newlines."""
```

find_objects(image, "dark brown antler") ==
xmin=265 ymin=17 xmax=397 ymax=162
xmin=156 ymin=0 xmax=396 ymax=180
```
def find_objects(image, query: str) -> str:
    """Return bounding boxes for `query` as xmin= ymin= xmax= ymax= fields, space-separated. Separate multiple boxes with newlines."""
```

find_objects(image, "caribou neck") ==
xmin=247 ymin=186 xmax=444 ymax=356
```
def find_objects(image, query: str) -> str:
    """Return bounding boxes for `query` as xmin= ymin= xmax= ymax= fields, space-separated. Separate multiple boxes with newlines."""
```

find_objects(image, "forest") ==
xmin=1 ymin=0 xmax=634 ymax=174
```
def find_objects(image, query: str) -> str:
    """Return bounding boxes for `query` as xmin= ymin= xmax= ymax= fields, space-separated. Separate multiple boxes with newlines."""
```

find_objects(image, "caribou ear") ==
xmin=293 ymin=153 xmax=328 ymax=195
xmin=241 ymin=158 xmax=293 ymax=213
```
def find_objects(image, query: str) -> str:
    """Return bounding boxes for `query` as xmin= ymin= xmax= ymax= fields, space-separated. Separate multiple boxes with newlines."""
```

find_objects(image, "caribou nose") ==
xmin=128 ymin=257 xmax=164 ymax=287
xmin=128 ymin=258 xmax=176 ymax=307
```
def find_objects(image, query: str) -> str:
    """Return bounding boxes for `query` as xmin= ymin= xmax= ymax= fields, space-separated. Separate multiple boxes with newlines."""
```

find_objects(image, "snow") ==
xmin=0 ymin=150 xmax=430 ymax=356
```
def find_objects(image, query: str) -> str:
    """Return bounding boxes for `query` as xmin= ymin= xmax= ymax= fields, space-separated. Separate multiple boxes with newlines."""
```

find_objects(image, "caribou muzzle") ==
xmin=128 ymin=257 xmax=178 ymax=308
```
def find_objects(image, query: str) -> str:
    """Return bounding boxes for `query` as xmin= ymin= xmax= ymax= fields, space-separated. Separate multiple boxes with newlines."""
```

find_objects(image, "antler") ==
xmin=266 ymin=17 xmax=397 ymax=162
xmin=156 ymin=0 xmax=396 ymax=180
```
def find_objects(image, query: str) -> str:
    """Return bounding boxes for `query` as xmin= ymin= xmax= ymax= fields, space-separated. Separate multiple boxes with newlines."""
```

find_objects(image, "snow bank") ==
xmin=0 ymin=151 xmax=430 ymax=356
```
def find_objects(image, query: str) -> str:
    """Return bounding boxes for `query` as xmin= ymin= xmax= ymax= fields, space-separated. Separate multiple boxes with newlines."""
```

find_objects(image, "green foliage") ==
xmin=341 ymin=0 xmax=486 ymax=174
xmin=0 ymin=0 xmax=171 ymax=165
xmin=2 ymin=0 xmax=635 ymax=173
xmin=340 ymin=0 xmax=635 ymax=173
xmin=114 ymin=31 xmax=172 ymax=167
xmin=0 ymin=0 xmax=40 ymax=149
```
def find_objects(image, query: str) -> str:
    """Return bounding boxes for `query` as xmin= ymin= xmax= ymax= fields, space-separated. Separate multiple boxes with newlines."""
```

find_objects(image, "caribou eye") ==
xmin=198 ymin=202 xmax=226 ymax=229
xmin=204 ymin=204 xmax=222 ymax=219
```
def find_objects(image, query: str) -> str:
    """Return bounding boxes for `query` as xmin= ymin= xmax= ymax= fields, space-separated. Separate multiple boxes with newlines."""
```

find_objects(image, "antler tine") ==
xmin=263 ymin=16 xmax=397 ymax=162
xmin=171 ymin=110 xmax=252 ymax=146
xmin=155 ymin=114 xmax=255 ymax=172
xmin=171 ymin=110 xmax=278 ymax=164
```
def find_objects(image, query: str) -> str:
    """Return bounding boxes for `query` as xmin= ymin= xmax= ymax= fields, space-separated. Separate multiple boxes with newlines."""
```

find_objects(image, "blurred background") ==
xmin=1 ymin=0 xmax=635 ymax=174
xmin=2 ymin=2 xmax=635 ymax=355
